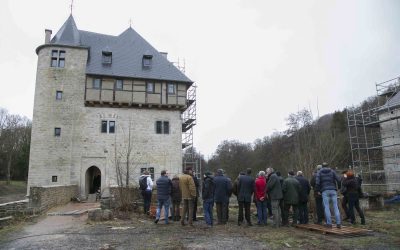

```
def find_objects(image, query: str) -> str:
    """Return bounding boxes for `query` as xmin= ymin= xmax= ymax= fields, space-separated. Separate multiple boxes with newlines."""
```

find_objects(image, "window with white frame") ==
xmin=146 ymin=82 xmax=155 ymax=93
xmin=115 ymin=79 xmax=123 ymax=90
xmin=51 ymin=50 xmax=65 ymax=68
xmin=167 ymin=83 xmax=175 ymax=94
xmin=101 ymin=120 xmax=115 ymax=134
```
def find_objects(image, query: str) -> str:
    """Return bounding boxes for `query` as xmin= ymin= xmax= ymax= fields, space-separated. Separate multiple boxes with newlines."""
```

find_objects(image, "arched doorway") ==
xmin=85 ymin=166 xmax=101 ymax=195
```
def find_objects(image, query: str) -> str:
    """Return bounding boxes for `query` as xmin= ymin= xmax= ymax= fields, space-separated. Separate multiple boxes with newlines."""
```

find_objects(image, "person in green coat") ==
xmin=282 ymin=170 xmax=301 ymax=226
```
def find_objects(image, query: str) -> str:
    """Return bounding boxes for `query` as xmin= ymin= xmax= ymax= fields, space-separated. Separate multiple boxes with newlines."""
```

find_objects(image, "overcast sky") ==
xmin=1 ymin=0 xmax=400 ymax=158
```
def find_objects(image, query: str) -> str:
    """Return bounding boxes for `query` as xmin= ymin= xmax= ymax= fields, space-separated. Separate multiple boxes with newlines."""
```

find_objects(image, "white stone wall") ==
xmin=28 ymin=45 xmax=184 ymax=198
xmin=379 ymin=109 xmax=400 ymax=191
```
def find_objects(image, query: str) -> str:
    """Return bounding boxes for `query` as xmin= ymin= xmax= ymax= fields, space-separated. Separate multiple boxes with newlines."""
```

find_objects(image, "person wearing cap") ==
xmin=310 ymin=165 xmax=324 ymax=224
xmin=295 ymin=171 xmax=311 ymax=224
xmin=202 ymin=171 xmax=215 ymax=227
xmin=214 ymin=169 xmax=232 ymax=224
xmin=179 ymin=167 xmax=196 ymax=226
xmin=282 ymin=170 xmax=301 ymax=226
xmin=316 ymin=162 xmax=342 ymax=229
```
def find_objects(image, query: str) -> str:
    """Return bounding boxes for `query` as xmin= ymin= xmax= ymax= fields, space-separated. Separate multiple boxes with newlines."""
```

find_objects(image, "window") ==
xmin=51 ymin=50 xmax=65 ymax=68
xmin=163 ymin=121 xmax=170 ymax=134
xmin=142 ymin=55 xmax=153 ymax=67
xmin=156 ymin=121 xmax=162 ymax=134
xmin=101 ymin=120 xmax=115 ymax=134
xmin=52 ymin=176 xmax=58 ymax=182
xmin=56 ymin=91 xmax=63 ymax=100
xmin=167 ymin=83 xmax=175 ymax=94
xmin=140 ymin=167 xmax=155 ymax=180
xmin=93 ymin=78 xmax=101 ymax=89
xmin=102 ymin=51 xmax=112 ymax=64
xmin=55 ymin=127 xmax=61 ymax=136
xmin=109 ymin=121 xmax=115 ymax=133
xmin=115 ymin=80 xmax=123 ymax=90
xmin=156 ymin=121 xmax=169 ymax=134
xmin=146 ymin=82 xmax=155 ymax=93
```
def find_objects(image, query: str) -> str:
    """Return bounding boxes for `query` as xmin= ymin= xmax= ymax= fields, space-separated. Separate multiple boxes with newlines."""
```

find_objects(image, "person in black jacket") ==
xmin=154 ymin=170 xmax=172 ymax=224
xmin=295 ymin=171 xmax=311 ymax=224
xmin=310 ymin=165 xmax=324 ymax=224
xmin=214 ymin=169 xmax=232 ymax=224
xmin=192 ymin=171 xmax=200 ymax=221
xmin=202 ymin=171 xmax=215 ymax=227
xmin=342 ymin=171 xmax=365 ymax=225
xmin=237 ymin=168 xmax=254 ymax=226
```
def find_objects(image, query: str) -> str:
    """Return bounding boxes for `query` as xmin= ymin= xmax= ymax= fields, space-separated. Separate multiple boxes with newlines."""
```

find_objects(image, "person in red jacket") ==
xmin=255 ymin=171 xmax=267 ymax=225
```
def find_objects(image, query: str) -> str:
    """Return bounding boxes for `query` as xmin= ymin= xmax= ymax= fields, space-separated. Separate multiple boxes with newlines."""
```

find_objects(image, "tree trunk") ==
xmin=6 ymin=154 xmax=12 ymax=185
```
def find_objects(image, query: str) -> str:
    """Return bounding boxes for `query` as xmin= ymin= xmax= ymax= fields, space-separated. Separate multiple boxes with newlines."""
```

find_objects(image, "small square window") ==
xmin=147 ymin=82 xmax=154 ymax=93
xmin=93 ymin=79 xmax=101 ymax=89
xmin=167 ymin=83 xmax=175 ymax=94
xmin=101 ymin=120 xmax=116 ymax=134
xmin=143 ymin=55 xmax=153 ymax=67
xmin=56 ymin=91 xmax=63 ymax=100
xmin=55 ymin=127 xmax=61 ymax=136
xmin=115 ymin=80 xmax=123 ymax=90
xmin=52 ymin=176 xmax=58 ymax=182
xmin=51 ymin=50 xmax=66 ymax=68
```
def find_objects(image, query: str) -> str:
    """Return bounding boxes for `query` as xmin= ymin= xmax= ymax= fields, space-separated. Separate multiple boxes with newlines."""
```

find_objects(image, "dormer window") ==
xmin=143 ymin=54 xmax=153 ymax=68
xmin=102 ymin=51 xmax=112 ymax=64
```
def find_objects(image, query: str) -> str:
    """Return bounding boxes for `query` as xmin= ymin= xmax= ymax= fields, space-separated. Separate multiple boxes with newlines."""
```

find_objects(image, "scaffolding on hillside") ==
xmin=347 ymin=77 xmax=400 ymax=193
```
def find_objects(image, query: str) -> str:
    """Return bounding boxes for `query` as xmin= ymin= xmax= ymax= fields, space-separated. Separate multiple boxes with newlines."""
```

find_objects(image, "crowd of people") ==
xmin=138 ymin=163 xmax=366 ymax=228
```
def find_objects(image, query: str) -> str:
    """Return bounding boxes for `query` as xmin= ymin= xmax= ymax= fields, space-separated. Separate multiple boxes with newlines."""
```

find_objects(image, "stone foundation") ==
xmin=0 ymin=200 xmax=29 ymax=218
xmin=29 ymin=185 xmax=79 ymax=212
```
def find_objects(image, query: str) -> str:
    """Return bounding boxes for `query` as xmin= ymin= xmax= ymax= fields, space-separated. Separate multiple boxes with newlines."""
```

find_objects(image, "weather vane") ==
xmin=129 ymin=18 xmax=132 ymax=28
xmin=70 ymin=0 xmax=74 ymax=15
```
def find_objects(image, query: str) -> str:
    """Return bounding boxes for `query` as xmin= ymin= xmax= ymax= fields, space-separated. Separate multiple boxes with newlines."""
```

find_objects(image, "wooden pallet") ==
xmin=296 ymin=223 xmax=372 ymax=237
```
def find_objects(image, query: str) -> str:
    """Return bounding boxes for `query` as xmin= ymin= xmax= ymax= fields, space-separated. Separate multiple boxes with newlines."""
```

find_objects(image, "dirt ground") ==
xmin=1 ymin=203 xmax=400 ymax=250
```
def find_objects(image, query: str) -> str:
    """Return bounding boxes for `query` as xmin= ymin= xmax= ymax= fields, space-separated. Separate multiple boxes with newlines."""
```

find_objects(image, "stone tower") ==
xmin=28 ymin=15 xmax=193 ymax=198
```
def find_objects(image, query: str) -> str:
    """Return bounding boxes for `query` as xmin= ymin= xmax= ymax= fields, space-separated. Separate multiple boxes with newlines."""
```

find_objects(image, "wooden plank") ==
xmin=296 ymin=224 xmax=371 ymax=237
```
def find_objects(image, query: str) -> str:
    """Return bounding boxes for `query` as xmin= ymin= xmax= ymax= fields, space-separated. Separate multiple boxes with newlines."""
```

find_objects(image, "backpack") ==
xmin=139 ymin=176 xmax=148 ymax=191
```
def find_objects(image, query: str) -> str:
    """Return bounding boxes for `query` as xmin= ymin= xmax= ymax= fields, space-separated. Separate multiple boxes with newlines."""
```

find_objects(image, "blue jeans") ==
xmin=322 ymin=190 xmax=341 ymax=225
xmin=156 ymin=198 xmax=170 ymax=224
xmin=256 ymin=200 xmax=267 ymax=224
xmin=203 ymin=199 xmax=214 ymax=226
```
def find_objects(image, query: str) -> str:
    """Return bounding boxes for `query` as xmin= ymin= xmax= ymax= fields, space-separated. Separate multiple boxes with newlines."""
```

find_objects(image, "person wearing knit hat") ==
xmin=202 ymin=171 xmax=215 ymax=227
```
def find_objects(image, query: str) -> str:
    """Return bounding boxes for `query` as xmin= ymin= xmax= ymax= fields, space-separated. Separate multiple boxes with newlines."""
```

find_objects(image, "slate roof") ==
xmin=380 ymin=91 xmax=400 ymax=112
xmin=49 ymin=15 xmax=192 ymax=84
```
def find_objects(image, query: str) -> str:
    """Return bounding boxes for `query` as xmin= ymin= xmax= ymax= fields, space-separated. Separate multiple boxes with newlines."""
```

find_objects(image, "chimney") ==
xmin=160 ymin=52 xmax=168 ymax=59
xmin=45 ymin=29 xmax=52 ymax=44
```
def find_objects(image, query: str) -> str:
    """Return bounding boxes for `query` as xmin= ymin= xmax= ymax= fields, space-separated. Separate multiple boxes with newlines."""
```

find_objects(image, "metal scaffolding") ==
xmin=347 ymin=77 xmax=400 ymax=193
xmin=181 ymin=83 xmax=201 ymax=178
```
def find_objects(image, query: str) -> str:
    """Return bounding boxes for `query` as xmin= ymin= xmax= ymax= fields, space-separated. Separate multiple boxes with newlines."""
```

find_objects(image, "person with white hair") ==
xmin=255 ymin=171 xmax=267 ymax=225
xmin=295 ymin=170 xmax=311 ymax=224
